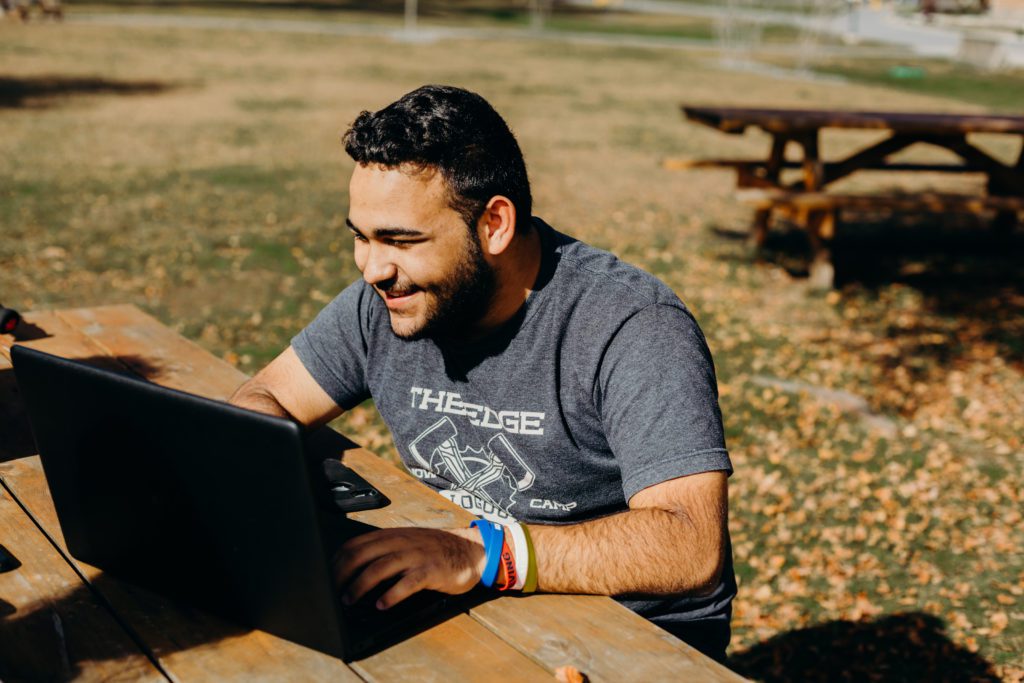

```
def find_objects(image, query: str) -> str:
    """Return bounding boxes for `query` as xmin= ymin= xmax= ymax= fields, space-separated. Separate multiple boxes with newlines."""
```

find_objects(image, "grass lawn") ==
xmin=808 ymin=56 xmax=1024 ymax=113
xmin=2 ymin=9 xmax=1023 ymax=679
xmin=66 ymin=0 xmax=825 ymax=44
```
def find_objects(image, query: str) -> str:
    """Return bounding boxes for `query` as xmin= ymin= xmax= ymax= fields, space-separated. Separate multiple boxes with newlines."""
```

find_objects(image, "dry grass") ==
xmin=2 ymin=16 xmax=1023 ymax=679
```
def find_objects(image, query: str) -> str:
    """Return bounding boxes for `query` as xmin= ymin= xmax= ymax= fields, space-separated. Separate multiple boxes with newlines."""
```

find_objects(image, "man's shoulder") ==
xmin=538 ymin=218 xmax=685 ymax=314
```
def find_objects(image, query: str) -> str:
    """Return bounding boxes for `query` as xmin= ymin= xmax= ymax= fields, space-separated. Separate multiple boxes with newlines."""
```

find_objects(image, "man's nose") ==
xmin=359 ymin=243 xmax=398 ymax=286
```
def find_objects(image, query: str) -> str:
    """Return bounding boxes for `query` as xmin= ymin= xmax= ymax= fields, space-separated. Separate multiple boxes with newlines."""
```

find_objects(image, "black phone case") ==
xmin=322 ymin=458 xmax=390 ymax=513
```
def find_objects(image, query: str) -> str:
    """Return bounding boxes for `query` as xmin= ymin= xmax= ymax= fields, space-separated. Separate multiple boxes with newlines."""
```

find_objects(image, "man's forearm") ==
xmin=529 ymin=507 xmax=725 ymax=597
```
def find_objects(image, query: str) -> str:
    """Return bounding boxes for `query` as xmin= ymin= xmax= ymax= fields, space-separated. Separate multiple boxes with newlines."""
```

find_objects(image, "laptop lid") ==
xmin=10 ymin=345 xmax=356 ymax=658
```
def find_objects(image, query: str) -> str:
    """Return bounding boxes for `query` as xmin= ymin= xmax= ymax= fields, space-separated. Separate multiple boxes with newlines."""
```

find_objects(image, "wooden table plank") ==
xmin=470 ymin=595 xmax=745 ymax=682
xmin=351 ymin=617 xmax=552 ymax=683
xmin=662 ymin=157 xmax=988 ymax=174
xmin=683 ymin=105 xmax=1024 ymax=135
xmin=54 ymin=304 xmax=249 ymax=400
xmin=0 ymin=474 xmax=165 ymax=682
xmin=6 ymin=305 xmax=746 ymax=681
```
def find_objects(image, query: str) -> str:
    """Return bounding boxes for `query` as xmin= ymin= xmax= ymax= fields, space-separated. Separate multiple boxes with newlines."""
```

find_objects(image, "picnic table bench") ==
xmin=0 ymin=304 xmax=745 ymax=682
xmin=669 ymin=106 xmax=1024 ymax=287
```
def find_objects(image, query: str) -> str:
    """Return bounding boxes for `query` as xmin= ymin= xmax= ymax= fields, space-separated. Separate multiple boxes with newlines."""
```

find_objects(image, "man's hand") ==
xmin=334 ymin=528 xmax=486 ymax=610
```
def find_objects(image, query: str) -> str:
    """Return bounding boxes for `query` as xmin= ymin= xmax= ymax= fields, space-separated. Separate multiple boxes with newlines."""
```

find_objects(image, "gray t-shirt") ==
xmin=293 ymin=217 xmax=736 ymax=645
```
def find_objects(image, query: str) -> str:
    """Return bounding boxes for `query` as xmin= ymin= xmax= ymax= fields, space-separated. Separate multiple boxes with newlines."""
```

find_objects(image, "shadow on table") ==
xmin=727 ymin=612 xmax=1000 ymax=683
xmin=0 ymin=572 xmax=248 ymax=681
xmin=0 ymin=354 xmax=167 ymax=463
xmin=1 ymin=568 xmax=487 ymax=679
xmin=6 ymin=321 xmax=50 ymax=342
xmin=0 ymin=76 xmax=175 ymax=109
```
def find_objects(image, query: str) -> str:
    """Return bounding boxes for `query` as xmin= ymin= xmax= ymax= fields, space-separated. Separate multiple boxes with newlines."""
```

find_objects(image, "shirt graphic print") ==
xmin=404 ymin=386 xmax=573 ymax=523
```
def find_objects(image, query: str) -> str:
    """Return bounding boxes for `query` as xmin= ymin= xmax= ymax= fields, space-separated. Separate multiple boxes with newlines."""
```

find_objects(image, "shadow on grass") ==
xmin=728 ymin=612 xmax=999 ymax=683
xmin=0 ymin=76 xmax=174 ymax=109
xmin=740 ymin=213 xmax=1024 ymax=368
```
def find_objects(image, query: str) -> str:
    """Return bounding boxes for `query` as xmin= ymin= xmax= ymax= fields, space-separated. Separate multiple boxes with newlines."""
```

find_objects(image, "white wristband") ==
xmin=507 ymin=522 xmax=529 ymax=591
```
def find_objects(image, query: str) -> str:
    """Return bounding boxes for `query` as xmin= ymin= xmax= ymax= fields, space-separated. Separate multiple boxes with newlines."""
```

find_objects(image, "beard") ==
xmin=388 ymin=231 xmax=497 ymax=342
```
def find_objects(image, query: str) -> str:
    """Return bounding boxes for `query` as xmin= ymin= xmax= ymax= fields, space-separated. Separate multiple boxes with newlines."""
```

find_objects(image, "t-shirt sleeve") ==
xmin=290 ymin=281 xmax=373 ymax=411
xmin=596 ymin=303 xmax=732 ymax=502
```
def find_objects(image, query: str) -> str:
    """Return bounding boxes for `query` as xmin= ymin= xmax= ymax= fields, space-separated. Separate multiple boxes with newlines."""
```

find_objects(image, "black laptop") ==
xmin=10 ymin=345 xmax=476 ymax=660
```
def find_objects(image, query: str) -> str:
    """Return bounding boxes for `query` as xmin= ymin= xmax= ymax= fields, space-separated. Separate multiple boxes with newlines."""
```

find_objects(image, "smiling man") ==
xmin=229 ymin=85 xmax=736 ymax=661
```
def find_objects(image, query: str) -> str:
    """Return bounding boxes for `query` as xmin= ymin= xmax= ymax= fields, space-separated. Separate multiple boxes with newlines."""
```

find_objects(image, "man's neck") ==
xmin=471 ymin=226 xmax=543 ymax=338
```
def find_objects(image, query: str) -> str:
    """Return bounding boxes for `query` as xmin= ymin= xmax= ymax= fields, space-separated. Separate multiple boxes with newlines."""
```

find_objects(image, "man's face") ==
xmin=347 ymin=163 xmax=496 ymax=341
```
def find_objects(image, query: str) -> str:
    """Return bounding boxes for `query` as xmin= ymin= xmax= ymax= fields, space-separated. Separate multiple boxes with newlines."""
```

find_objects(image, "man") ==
xmin=230 ymin=85 xmax=736 ymax=661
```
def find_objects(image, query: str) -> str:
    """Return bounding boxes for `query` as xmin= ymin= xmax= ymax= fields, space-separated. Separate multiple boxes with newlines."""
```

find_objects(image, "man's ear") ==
xmin=477 ymin=196 xmax=517 ymax=256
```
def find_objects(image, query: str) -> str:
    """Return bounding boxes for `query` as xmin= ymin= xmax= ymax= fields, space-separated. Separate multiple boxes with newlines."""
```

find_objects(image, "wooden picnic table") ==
xmin=0 ymin=304 xmax=744 ymax=682
xmin=671 ymin=105 xmax=1024 ymax=287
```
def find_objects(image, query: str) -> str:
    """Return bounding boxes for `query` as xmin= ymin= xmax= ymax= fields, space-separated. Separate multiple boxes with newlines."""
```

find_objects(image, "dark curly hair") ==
xmin=343 ymin=85 xmax=532 ymax=233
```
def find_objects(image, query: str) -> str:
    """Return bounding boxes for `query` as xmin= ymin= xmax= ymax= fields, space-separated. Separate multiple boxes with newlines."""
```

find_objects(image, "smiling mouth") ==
xmin=380 ymin=287 xmax=420 ymax=309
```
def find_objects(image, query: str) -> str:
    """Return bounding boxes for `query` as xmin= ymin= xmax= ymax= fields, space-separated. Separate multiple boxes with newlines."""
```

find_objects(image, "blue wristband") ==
xmin=470 ymin=520 xmax=504 ymax=588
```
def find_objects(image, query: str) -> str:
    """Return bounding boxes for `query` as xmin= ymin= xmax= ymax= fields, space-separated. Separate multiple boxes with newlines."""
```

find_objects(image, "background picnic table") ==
xmin=670 ymin=105 xmax=1024 ymax=287
xmin=2 ymin=3 xmax=1022 ymax=679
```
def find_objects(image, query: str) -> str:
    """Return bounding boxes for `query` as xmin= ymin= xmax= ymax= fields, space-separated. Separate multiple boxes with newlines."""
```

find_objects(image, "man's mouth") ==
xmin=380 ymin=287 xmax=419 ymax=310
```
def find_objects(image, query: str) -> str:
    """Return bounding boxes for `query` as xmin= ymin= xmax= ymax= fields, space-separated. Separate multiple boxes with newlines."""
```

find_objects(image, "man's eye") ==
xmin=351 ymin=233 xmax=368 ymax=243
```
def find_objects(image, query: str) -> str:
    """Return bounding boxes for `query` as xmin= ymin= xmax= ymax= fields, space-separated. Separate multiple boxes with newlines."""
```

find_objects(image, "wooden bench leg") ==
xmin=749 ymin=208 xmax=772 ymax=252
xmin=806 ymin=210 xmax=835 ymax=290
xmin=988 ymin=140 xmax=1023 ymax=234
xmin=745 ymin=134 xmax=789 ymax=255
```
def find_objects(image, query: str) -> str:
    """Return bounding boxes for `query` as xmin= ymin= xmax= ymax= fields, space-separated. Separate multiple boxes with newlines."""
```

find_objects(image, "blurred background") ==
xmin=2 ymin=0 xmax=1022 ymax=679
